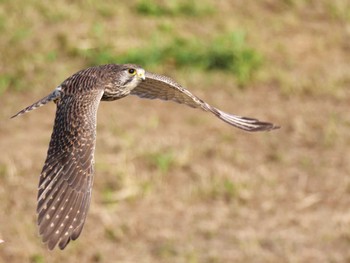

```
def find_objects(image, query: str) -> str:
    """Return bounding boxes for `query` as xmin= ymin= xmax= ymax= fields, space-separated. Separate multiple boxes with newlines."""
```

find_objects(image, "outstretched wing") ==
xmin=37 ymin=90 xmax=103 ymax=250
xmin=131 ymin=72 xmax=279 ymax=131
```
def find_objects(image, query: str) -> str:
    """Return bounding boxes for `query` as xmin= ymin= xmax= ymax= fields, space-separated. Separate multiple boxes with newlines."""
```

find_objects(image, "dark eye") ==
xmin=128 ymin=69 xmax=136 ymax=75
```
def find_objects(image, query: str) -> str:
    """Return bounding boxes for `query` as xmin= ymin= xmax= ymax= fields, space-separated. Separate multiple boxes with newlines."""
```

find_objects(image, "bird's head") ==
xmin=103 ymin=64 xmax=145 ymax=101
xmin=119 ymin=64 xmax=146 ymax=89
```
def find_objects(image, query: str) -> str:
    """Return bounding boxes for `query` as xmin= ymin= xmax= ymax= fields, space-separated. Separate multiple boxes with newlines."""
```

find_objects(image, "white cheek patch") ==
xmin=125 ymin=78 xmax=141 ymax=92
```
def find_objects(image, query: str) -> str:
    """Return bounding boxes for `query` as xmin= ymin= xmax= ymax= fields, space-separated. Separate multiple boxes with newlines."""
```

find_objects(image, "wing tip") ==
xmin=213 ymin=109 xmax=280 ymax=132
xmin=10 ymin=110 xmax=25 ymax=119
xmin=249 ymin=122 xmax=280 ymax=132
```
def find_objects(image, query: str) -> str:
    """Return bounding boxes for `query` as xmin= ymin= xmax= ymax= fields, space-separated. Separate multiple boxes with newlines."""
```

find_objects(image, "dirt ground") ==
xmin=0 ymin=1 xmax=350 ymax=262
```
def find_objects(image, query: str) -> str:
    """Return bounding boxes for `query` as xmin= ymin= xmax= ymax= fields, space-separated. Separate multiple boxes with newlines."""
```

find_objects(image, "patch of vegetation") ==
xmin=80 ymin=48 xmax=118 ymax=66
xmin=197 ymin=178 xmax=247 ymax=203
xmin=81 ymin=32 xmax=263 ymax=86
xmin=0 ymin=73 xmax=25 ymax=94
xmin=122 ymin=31 xmax=263 ymax=85
xmin=9 ymin=26 xmax=32 ymax=44
xmin=0 ymin=14 xmax=6 ymax=33
xmin=105 ymin=227 xmax=121 ymax=242
xmin=147 ymin=150 xmax=175 ymax=174
xmin=136 ymin=0 xmax=214 ymax=17
xmin=326 ymin=1 xmax=350 ymax=21
xmin=30 ymin=254 xmax=44 ymax=263
xmin=204 ymin=32 xmax=263 ymax=85
xmin=152 ymin=240 xmax=178 ymax=259
xmin=322 ymin=114 xmax=339 ymax=148
xmin=0 ymin=163 xmax=8 ymax=179
xmin=0 ymin=75 xmax=12 ymax=95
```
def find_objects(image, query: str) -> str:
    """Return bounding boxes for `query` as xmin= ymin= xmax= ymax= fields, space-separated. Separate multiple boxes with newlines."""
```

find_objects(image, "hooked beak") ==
xmin=137 ymin=69 xmax=146 ymax=81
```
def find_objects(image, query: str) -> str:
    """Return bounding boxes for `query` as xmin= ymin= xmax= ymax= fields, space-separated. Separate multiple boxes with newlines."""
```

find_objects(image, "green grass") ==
xmin=136 ymin=0 xmax=214 ymax=17
xmin=0 ymin=74 xmax=25 ymax=94
xmin=29 ymin=254 xmax=44 ymax=263
xmin=120 ymin=31 xmax=263 ymax=86
xmin=196 ymin=177 xmax=247 ymax=203
xmin=326 ymin=1 xmax=350 ymax=21
xmin=321 ymin=114 xmax=339 ymax=148
xmin=81 ymin=31 xmax=263 ymax=86
xmin=146 ymin=150 xmax=176 ymax=174
xmin=152 ymin=240 xmax=178 ymax=259
xmin=203 ymin=32 xmax=263 ymax=85
xmin=0 ymin=75 xmax=13 ymax=95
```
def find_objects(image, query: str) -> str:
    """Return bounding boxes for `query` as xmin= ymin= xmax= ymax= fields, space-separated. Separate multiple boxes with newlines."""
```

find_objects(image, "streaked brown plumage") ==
xmin=12 ymin=64 xmax=279 ymax=250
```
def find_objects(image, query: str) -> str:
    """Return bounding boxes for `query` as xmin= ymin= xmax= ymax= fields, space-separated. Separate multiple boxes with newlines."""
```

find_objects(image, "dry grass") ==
xmin=1 ymin=0 xmax=350 ymax=262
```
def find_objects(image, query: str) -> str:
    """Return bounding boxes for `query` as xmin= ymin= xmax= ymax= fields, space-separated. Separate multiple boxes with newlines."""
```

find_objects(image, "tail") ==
xmin=11 ymin=87 xmax=62 ymax=119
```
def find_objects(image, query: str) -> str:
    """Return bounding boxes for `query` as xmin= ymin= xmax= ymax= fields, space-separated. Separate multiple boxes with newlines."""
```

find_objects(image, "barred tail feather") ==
xmin=11 ymin=87 xmax=62 ymax=119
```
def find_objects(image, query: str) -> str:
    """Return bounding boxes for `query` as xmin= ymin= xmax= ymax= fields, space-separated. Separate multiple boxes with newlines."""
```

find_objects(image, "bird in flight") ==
xmin=12 ymin=64 xmax=279 ymax=250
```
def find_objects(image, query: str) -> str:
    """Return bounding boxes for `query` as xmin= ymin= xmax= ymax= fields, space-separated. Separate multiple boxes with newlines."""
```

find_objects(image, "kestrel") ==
xmin=12 ymin=64 xmax=279 ymax=250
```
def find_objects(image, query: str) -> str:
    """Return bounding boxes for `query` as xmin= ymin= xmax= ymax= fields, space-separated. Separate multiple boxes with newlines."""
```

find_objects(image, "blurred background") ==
xmin=0 ymin=0 xmax=350 ymax=262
